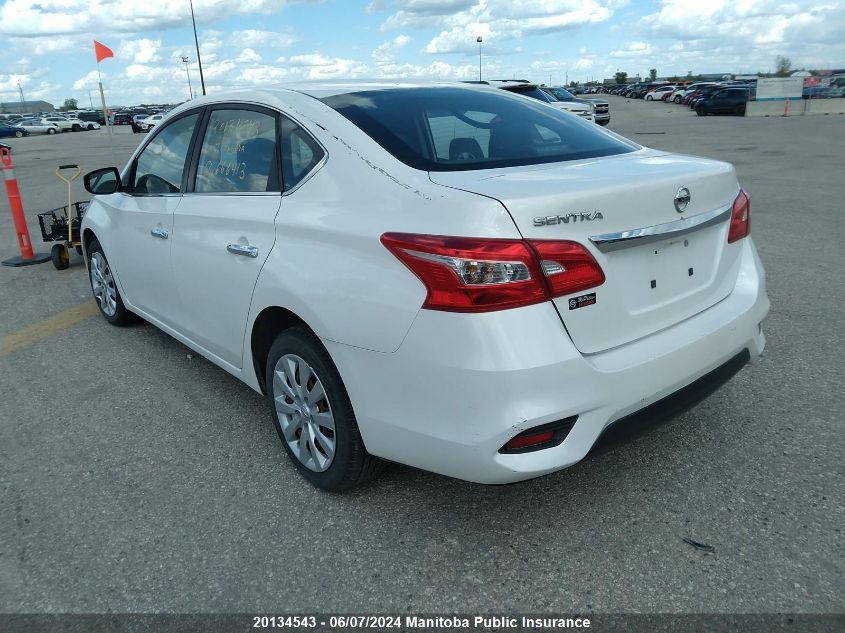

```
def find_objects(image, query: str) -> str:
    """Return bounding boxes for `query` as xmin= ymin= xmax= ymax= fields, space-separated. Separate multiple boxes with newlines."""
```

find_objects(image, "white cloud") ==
xmin=119 ymin=39 xmax=161 ymax=64
xmin=0 ymin=0 xmax=324 ymax=36
xmin=237 ymin=48 xmax=263 ymax=63
xmin=373 ymin=34 xmax=413 ymax=62
xmin=72 ymin=70 xmax=101 ymax=91
xmin=227 ymin=29 xmax=298 ymax=49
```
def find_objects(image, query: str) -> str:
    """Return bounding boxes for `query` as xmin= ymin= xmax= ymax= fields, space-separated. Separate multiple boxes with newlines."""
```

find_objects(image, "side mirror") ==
xmin=84 ymin=167 xmax=121 ymax=195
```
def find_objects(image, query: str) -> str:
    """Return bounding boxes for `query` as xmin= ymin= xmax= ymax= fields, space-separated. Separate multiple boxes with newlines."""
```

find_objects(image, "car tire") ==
xmin=14 ymin=130 xmax=23 ymax=138
xmin=71 ymin=124 xmax=81 ymax=132
xmin=696 ymin=106 xmax=707 ymax=116
xmin=646 ymin=95 xmax=653 ymax=101
xmin=674 ymin=96 xmax=682 ymax=103
xmin=265 ymin=325 xmax=384 ymax=490
xmin=735 ymin=105 xmax=746 ymax=116
xmin=87 ymin=239 xmax=134 ymax=326
xmin=47 ymin=128 xmax=56 ymax=135
xmin=597 ymin=120 xmax=609 ymax=126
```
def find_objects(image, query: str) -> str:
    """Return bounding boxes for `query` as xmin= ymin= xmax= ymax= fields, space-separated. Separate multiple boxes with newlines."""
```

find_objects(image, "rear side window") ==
xmin=280 ymin=115 xmax=324 ymax=192
xmin=132 ymin=113 xmax=199 ymax=194
xmin=195 ymin=109 xmax=279 ymax=193
xmin=323 ymin=87 xmax=636 ymax=172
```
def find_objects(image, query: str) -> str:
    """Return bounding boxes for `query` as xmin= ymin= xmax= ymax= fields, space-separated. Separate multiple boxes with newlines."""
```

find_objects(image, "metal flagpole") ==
xmin=96 ymin=64 xmax=116 ymax=164
xmin=190 ymin=0 xmax=206 ymax=95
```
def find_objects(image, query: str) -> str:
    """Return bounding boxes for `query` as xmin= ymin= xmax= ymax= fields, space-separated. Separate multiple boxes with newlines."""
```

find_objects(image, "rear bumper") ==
xmin=325 ymin=238 xmax=769 ymax=484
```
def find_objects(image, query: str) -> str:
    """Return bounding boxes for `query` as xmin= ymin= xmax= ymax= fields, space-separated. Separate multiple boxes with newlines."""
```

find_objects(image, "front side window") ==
xmin=132 ymin=113 xmax=199 ymax=194
xmin=323 ymin=87 xmax=636 ymax=172
xmin=195 ymin=109 xmax=279 ymax=193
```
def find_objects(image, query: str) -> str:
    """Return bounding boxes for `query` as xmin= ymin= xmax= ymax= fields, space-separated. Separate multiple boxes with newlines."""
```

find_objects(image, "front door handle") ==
xmin=227 ymin=244 xmax=259 ymax=258
xmin=150 ymin=227 xmax=169 ymax=240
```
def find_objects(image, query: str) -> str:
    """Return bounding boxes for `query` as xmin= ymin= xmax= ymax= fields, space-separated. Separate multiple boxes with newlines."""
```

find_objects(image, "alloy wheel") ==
xmin=90 ymin=251 xmax=117 ymax=316
xmin=272 ymin=354 xmax=336 ymax=472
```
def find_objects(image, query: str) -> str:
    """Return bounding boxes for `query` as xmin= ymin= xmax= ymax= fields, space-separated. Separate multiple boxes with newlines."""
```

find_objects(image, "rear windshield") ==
xmin=321 ymin=87 xmax=636 ymax=172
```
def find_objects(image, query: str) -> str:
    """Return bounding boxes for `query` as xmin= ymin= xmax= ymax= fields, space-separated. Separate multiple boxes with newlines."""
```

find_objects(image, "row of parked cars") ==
xmin=605 ymin=81 xmax=756 ymax=116
xmin=0 ymin=113 xmax=102 ymax=137
xmin=465 ymin=80 xmax=611 ymax=126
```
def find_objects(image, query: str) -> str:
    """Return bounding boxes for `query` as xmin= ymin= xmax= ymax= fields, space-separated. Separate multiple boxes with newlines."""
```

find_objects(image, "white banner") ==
xmin=757 ymin=77 xmax=804 ymax=99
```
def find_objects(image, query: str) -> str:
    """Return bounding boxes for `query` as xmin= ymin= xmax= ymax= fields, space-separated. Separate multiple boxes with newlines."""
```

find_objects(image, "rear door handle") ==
xmin=150 ymin=227 xmax=169 ymax=239
xmin=227 ymin=244 xmax=259 ymax=258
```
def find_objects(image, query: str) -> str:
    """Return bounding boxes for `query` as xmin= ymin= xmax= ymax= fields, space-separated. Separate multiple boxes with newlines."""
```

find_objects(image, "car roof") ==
xmin=252 ymin=80 xmax=490 ymax=99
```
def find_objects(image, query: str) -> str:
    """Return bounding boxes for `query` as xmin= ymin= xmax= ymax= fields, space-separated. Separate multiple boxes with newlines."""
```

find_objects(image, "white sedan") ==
xmin=140 ymin=113 xmax=164 ymax=131
xmin=40 ymin=116 xmax=85 ymax=132
xmin=645 ymin=85 xmax=678 ymax=100
xmin=15 ymin=119 xmax=61 ymax=135
xmin=80 ymin=83 xmax=769 ymax=490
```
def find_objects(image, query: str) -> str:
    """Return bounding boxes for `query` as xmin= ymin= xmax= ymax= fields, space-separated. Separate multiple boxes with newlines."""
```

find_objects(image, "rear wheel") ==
xmin=47 ymin=128 xmax=57 ymax=135
xmin=735 ymin=104 xmax=746 ymax=116
xmin=696 ymin=105 xmax=707 ymax=116
xmin=646 ymin=95 xmax=653 ymax=101
xmin=674 ymin=95 xmax=682 ymax=103
xmin=265 ymin=325 xmax=383 ymax=490
xmin=71 ymin=124 xmax=81 ymax=132
xmin=87 ymin=239 xmax=134 ymax=325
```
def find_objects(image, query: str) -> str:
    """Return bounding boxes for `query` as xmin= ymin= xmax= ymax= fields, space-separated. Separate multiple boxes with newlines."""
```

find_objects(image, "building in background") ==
xmin=0 ymin=100 xmax=56 ymax=114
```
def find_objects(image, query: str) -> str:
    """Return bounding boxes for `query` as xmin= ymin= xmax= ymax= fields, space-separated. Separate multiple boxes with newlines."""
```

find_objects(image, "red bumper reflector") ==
xmin=503 ymin=430 xmax=556 ymax=451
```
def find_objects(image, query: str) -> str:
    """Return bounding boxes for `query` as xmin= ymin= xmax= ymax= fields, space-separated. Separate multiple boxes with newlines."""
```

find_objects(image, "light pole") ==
xmin=476 ymin=36 xmax=482 ymax=81
xmin=181 ymin=56 xmax=194 ymax=99
xmin=189 ymin=0 xmax=206 ymax=95
xmin=17 ymin=81 xmax=25 ymax=105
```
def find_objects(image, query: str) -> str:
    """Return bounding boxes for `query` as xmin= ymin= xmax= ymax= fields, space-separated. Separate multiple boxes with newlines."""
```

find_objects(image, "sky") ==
xmin=1 ymin=0 xmax=843 ymax=107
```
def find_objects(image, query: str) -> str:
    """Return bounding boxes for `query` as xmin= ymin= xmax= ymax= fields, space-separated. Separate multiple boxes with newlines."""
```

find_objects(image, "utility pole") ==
xmin=88 ymin=89 xmax=94 ymax=109
xmin=17 ymin=81 xmax=25 ymax=105
xmin=476 ymin=36 xmax=482 ymax=81
xmin=189 ymin=0 xmax=206 ymax=95
xmin=181 ymin=56 xmax=194 ymax=99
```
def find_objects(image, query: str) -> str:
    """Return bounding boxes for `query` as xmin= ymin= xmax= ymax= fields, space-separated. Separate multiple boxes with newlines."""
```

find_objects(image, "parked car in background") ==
xmin=687 ymin=84 xmax=729 ymax=108
xmin=14 ymin=119 xmax=61 ymax=135
xmin=78 ymin=111 xmax=106 ymax=125
xmin=645 ymin=86 xmax=677 ymax=101
xmin=132 ymin=114 xmax=149 ymax=126
xmin=80 ymin=83 xmax=767 ymax=490
xmin=695 ymin=87 xmax=753 ymax=116
xmin=543 ymin=86 xmax=611 ymax=126
xmin=140 ymin=113 xmax=165 ymax=131
xmin=481 ymin=81 xmax=595 ymax=121
xmin=110 ymin=112 xmax=133 ymax=125
xmin=41 ymin=115 xmax=83 ymax=132
xmin=0 ymin=123 xmax=30 ymax=138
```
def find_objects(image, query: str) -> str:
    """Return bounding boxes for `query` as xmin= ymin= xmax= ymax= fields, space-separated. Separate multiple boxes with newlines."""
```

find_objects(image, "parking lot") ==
xmin=1 ymin=103 xmax=842 ymax=615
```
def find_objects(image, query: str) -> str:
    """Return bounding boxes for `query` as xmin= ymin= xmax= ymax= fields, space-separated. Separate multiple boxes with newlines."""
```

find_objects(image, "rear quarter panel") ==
xmin=245 ymin=93 xmax=522 ymax=361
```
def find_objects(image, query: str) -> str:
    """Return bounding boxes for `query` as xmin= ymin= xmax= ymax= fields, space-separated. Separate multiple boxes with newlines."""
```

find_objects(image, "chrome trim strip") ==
xmin=589 ymin=205 xmax=731 ymax=253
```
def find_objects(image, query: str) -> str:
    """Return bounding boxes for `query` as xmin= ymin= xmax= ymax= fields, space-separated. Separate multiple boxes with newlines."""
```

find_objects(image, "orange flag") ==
xmin=93 ymin=40 xmax=114 ymax=63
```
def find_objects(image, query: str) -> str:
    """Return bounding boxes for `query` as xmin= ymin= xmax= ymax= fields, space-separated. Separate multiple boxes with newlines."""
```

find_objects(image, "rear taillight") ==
xmin=728 ymin=189 xmax=750 ymax=243
xmin=380 ymin=233 xmax=604 ymax=313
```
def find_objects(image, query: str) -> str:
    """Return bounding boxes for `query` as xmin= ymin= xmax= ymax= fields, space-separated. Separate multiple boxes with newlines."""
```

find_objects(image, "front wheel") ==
xmin=87 ymin=239 xmax=134 ymax=325
xmin=266 ymin=325 xmax=383 ymax=490
xmin=15 ymin=130 xmax=23 ymax=138
xmin=646 ymin=95 xmax=653 ymax=101
xmin=674 ymin=96 xmax=682 ymax=103
xmin=71 ymin=124 xmax=81 ymax=132
xmin=696 ymin=106 xmax=707 ymax=116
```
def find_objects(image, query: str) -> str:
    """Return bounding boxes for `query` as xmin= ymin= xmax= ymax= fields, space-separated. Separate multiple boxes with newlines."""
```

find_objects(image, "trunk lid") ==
xmin=429 ymin=149 xmax=744 ymax=354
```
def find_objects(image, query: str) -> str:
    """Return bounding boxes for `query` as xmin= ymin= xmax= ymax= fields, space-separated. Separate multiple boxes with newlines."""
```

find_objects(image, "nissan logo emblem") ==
xmin=674 ymin=187 xmax=691 ymax=213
